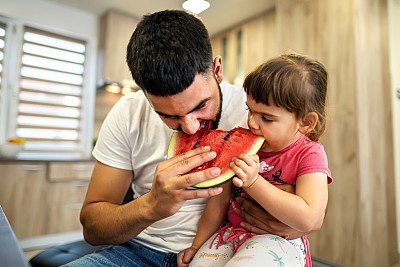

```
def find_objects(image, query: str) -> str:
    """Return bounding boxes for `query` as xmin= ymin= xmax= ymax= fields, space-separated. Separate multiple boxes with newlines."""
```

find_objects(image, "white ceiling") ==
xmin=45 ymin=0 xmax=275 ymax=37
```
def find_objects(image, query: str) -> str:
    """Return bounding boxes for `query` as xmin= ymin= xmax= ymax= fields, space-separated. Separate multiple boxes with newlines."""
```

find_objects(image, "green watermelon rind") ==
xmin=167 ymin=132 xmax=179 ymax=159
xmin=167 ymin=131 xmax=265 ymax=189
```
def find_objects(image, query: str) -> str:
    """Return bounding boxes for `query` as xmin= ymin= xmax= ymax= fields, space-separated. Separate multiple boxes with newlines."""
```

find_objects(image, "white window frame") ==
xmin=0 ymin=15 xmax=96 ymax=160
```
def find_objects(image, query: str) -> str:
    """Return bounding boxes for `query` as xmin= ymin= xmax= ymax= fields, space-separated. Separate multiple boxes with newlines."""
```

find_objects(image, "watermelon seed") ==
xmin=223 ymin=131 xmax=232 ymax=141
xmin=192 ymin=140 xmax=201 ymax=149
xmin=191 ymin=131 xmax=206 ymax=150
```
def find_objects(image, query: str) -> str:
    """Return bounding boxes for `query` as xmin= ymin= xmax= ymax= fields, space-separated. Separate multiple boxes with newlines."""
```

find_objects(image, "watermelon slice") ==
xmin=167 ymin=127 xmax=265 ymax=188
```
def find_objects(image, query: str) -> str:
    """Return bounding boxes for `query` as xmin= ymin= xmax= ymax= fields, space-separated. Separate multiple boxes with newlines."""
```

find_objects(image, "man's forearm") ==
xmin=80 ymin=194 xmax=157 ymax=245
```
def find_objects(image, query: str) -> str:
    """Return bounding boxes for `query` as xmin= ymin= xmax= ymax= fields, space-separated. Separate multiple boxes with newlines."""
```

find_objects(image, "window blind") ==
xmin=0 ymin=23 xmax=5 ymax=105
xmin=17 ymin=26 xmax=87 ymax=156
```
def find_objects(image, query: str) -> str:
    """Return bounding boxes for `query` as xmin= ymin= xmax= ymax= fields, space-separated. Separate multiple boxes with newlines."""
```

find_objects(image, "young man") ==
xmin=65 ymin=10 xmax=305 ymax=267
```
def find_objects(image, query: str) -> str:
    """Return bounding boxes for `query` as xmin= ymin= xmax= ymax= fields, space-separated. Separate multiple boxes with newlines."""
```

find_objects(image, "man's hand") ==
xmin=146 ymin=146 xmax=223 ymax=220
xmin=81 ymin=146 xmax=223 ymax=245
xmin=235 ymin=185 xmax=307 ymax=239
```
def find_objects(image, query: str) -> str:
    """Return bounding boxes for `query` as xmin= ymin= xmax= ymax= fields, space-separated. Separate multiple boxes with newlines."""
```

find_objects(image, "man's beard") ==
xmin=210 ymin=82 xmax=223 ymax=130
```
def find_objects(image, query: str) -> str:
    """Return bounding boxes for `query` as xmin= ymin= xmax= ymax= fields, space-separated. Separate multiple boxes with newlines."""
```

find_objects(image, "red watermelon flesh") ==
xmin=167 ymin=127 xmax=265 ymax=188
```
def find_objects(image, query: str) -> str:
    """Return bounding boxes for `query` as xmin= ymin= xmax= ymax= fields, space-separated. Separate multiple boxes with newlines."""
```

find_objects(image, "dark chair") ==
xmin=29 ymin=186 xmax=134 ymax=267
xmin=29 ymin=240 xmax=109 ymax=267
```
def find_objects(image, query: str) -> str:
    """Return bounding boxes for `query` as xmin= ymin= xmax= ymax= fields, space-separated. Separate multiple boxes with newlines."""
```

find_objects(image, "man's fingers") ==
xmin=237 ymin=195 xmax=299 ymax=237
xmin=165 ymin=146 xmax=211 ymax=167
xmin=172 ymin=165 xmax=221 ymax=189
xmin=180 ymin=186 xmax=223 ymax=200
xmin=176 ymin=150 xmax=216 ymax=174
xmin=235 ymin=195 xmax=277 ymax=231
xmin=237 ymin=195 xmax=267 ymax=219
xmin=240 ymin=221 xmax=269 ymax=235
xmin=239 ymin=193 xmax=262 ymax=209
xmin=235 ymin=203 xmax=273 ymax=232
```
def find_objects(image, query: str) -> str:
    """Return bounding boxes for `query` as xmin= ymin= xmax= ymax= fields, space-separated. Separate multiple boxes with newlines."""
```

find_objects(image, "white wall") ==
xmin=0 ymin=0 xmax=99 ymax=158
xmin=388 ymin=0 xmax=400 ymax=254
xmin=0 ymin=0 xmax=97 ymax=39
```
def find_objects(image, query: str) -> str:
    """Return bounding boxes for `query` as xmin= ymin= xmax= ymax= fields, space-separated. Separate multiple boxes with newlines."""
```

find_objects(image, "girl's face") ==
xmin=246 ymin=95 xmax=302 ymax=153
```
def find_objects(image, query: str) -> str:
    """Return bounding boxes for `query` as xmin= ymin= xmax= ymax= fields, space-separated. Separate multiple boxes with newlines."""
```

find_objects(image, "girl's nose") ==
xmin=247 ymin=113 xmax=258 ymax=130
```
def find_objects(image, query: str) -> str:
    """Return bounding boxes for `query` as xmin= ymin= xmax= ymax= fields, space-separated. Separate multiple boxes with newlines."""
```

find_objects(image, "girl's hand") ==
xmin=177 ymin=246 xmax=198 ymax=267
xmin=230 ymin=154 xmax=260 ymax=188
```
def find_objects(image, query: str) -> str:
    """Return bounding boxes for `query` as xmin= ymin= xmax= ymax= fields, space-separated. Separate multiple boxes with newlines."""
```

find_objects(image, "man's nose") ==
xmin=180 ymin=114 xmax=200 ymax=135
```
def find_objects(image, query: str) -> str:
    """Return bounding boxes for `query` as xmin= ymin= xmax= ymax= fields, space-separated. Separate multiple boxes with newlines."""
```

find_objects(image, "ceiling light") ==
xmin=121 ymin=85 xmax=133 ymax=95
xmin=182 ymin=0 xmax=210 ymax=14
xmin=105 ymin=83 xmax=121 ymax=94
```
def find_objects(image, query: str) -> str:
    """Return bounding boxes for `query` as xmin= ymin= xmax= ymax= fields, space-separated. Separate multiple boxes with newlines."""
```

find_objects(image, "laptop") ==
xmin=0 ymin=205 xmax=30 ymax=267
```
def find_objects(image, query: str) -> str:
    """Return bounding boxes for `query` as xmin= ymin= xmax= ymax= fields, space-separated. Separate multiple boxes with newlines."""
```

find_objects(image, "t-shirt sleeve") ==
xmin=92 ymin=97 xmax=133 ymax=170
xmin=298 ymin=144 xmax=332 ymax=184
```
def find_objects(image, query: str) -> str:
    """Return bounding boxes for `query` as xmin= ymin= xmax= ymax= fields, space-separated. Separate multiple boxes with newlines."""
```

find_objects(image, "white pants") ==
xmin=189 ymin=227 xmax=306 ymax=267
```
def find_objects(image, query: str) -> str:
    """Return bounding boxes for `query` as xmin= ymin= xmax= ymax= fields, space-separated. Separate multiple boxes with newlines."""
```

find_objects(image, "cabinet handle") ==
xmin=22 ymin=165 xmax=44 ymax=171
xmin=70 ymin=181 xmax=89 ymax=186
xmin=72 ymin=165 xmax=92 ymax=171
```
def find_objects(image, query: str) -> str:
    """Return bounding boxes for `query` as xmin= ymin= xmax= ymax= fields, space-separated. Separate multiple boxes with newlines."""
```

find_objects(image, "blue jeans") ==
xmin=62 ymin=240 xmax=178 ymax=267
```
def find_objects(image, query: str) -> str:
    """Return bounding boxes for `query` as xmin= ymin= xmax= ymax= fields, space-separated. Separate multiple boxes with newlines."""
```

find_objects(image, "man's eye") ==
xmin=198 ymin=102 xmax=206 ymax=110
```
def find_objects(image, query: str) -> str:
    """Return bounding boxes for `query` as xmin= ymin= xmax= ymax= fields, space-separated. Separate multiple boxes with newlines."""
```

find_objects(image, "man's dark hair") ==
xmin=127 ymin=10 xmax=214 ymax=96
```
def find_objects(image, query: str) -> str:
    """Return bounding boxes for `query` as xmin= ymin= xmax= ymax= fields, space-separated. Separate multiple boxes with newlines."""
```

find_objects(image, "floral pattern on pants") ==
xmin=189 ymin=226 xmax=305 ymax=267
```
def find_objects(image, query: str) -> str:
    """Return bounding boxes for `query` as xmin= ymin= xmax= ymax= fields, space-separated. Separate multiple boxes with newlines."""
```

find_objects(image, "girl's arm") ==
xmin=231 ymin=154 xmax=328 ymax=233
xmin=178 ymin=182 xmax=232 ymax=266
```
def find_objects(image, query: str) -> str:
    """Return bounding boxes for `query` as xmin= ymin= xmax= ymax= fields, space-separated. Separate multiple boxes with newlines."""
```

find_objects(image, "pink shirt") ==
xmin=228 ymin=135 xmax=332 ymax=227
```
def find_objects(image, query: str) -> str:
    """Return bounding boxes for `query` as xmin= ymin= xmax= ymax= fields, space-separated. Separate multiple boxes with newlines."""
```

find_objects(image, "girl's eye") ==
xmin=163 ymin=116 xmax=179 ymax=120
xmin=262 ymin=116 xmax=273 ymax=123
xmin=246 ymin=107 xmax=252 ymax=114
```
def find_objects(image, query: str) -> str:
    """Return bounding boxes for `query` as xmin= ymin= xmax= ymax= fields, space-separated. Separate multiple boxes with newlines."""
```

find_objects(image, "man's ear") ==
xmin=299 ymin=112 xmax=318 ymax=135
xmin=213 ymin=56 xmax=223 ymax=83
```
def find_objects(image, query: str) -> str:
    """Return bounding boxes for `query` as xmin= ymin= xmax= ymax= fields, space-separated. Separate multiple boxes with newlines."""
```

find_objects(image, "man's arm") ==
xmin=235 ymin=185 xmax=309 ymax=239
xmin=81 ymin=146 xmax=223 ymax=245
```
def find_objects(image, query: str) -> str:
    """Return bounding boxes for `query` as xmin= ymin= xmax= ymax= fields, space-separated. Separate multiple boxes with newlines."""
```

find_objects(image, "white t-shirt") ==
xmin=93 ymin=82 xmax=248 ymax=253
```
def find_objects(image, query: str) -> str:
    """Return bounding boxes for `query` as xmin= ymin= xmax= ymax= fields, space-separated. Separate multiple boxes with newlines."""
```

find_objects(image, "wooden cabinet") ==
xmin=98 ymin=10 xmax=139 ymax=87
xmin=211 ymin=29 xmax=241 ymax=85
xmin=0 ymin=163 xmax=47 ymax=238
xmin=211 ymin=9 xmax=278 ymax=86
xmin=48 ymin=162 xmax=94 ymax=182
xmin=45 ymin=180 xmax=88 ymax=235
xmin=0 ymin=161 xmax=93 ymax=239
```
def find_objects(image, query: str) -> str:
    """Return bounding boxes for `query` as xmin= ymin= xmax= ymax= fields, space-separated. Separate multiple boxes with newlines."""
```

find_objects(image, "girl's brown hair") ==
xmin=243 ymin=53 xmax=328 ymax=141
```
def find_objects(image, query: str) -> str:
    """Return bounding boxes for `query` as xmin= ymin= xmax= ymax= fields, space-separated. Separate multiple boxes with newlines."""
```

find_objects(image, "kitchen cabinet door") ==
xmin=48 ymin=162 xmax=94 ymax=182
xmin=99 ymin=10 xmax=138 ymax=86
xmin=0 ymin=162 xmax=92 ymax=239
xmin=45 ymin=180 xmax=88 ymax=234
xmin=0 ymin=163 xmax=47 ymax=238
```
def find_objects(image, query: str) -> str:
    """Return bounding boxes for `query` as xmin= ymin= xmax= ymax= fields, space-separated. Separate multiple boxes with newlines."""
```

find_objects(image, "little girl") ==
xmin=177 ymin=53 xmax=332 ymax=267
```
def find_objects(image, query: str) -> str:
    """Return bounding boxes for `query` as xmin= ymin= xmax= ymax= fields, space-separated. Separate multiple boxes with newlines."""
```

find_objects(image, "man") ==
xmin=66 ymin=10 xmax=304 ymax=267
